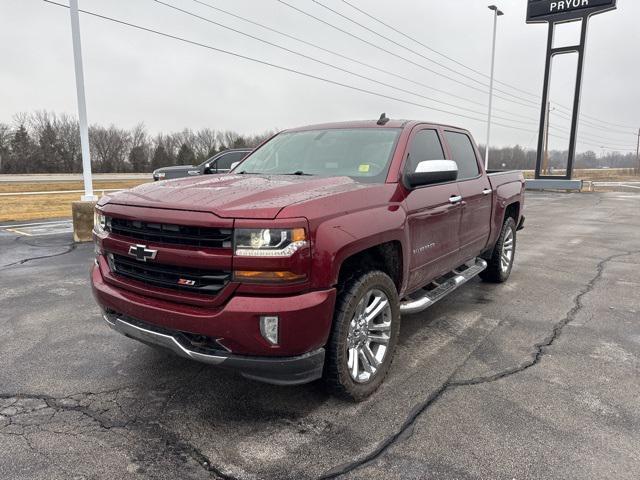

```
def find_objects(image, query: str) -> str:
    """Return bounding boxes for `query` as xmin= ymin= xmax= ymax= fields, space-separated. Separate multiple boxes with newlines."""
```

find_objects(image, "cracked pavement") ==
xmin=1 ymin=191 xmax=639 ymax=479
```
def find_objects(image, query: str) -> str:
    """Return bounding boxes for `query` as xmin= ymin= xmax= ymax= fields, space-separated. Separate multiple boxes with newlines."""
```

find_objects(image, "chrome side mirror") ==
xmin=405 ymin=160 xmax=458 ymax=188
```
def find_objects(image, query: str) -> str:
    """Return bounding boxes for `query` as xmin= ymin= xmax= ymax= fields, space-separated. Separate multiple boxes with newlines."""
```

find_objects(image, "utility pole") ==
xmin=69 ymin=0 xmax=96 ymax=201
xmin=636 ymin=128 xmax=640 ymax=175
xmin=485 ymin=5 xmax=504 ymax=171
xmin=542 ymin=100 xmax=551 ymax=175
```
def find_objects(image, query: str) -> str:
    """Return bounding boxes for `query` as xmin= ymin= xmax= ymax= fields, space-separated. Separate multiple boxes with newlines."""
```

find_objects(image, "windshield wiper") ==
xmin=284 ymin=171 xmax=314 ymax=176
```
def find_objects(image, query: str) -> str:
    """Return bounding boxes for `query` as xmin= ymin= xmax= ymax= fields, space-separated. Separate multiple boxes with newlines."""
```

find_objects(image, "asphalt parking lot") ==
xmin=1 ymin=191 xmax=639 ymax=480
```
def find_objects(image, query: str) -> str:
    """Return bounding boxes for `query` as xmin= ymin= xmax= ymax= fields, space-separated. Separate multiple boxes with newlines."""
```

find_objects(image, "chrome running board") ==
xmin=399 ymin=258 xmax=487 ymax=315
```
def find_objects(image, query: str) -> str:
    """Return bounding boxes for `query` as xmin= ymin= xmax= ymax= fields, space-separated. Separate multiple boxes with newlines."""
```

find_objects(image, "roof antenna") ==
xmin=377 ymin=113 xmax=389 ymax=125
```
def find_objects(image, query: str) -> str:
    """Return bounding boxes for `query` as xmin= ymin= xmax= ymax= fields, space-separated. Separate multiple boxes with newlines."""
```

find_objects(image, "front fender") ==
xmin=309 ymin=205 xmax=408 ymax=291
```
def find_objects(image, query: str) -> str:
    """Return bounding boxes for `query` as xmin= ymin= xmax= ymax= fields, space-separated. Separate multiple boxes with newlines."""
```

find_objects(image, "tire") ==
xmin=323 ymin=270 xmax=401 ymax=401
xmin=480 ymin=216 xmax=517 ymax=283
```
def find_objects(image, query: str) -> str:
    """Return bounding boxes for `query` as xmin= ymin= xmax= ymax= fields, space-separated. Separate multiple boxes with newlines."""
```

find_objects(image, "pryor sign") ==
xmin=527 ymin=0 xmax=616 ymax=23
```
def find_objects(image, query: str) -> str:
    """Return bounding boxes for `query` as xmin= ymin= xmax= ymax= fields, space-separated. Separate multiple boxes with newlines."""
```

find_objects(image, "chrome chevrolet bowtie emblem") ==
xmin=128 ymin=244 xmax=157 ymax=262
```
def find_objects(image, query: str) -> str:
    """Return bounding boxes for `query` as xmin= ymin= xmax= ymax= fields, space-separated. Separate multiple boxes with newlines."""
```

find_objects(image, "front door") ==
xmin=403 ymin=128 xmax=462 ymax=293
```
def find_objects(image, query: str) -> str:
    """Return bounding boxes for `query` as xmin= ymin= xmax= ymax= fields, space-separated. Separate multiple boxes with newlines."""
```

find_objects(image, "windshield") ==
xmin=234 ymin=128 xmax=401 ymax=183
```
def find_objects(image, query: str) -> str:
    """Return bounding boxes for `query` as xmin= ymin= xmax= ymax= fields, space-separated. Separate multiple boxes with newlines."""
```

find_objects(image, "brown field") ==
xmin=0 ymin=179 xmax=149 ymax=223
xmin=522 ymin=168 xmax=639 ymax=181
xmin=1 ymin=170 xmax=638 ymax=223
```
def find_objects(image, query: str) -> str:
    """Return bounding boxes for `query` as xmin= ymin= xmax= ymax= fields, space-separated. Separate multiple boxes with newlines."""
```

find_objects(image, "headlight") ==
xmin=93 ymin=212 xmax=110 ymax=234
xmin=234 ymin=228 xmax=307 ymax=257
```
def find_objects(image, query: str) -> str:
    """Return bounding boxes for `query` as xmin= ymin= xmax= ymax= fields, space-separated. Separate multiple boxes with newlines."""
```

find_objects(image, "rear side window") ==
xmin=406 ymin=129 xmax=445 ymax=174
xmin=444 ymin=131 xmax=480 ymax=180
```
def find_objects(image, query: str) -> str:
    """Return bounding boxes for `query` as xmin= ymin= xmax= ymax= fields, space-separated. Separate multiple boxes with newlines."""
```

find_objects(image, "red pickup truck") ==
xmin=92 ymin=118 xmax=525 ymax=401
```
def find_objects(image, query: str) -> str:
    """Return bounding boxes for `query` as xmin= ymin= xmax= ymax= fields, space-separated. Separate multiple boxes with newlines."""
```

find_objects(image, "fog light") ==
xmin=260 ymin=316 xmax=279 ymax=345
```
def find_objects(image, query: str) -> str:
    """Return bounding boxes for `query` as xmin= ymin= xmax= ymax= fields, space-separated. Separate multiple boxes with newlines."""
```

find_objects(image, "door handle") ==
xmin=187 ymin=170 xmax=200 ymax=176
xmin=482 ymin=188 xmax=492 ymax=195
xmin=449 ymin=195 xmax=463 ymax=204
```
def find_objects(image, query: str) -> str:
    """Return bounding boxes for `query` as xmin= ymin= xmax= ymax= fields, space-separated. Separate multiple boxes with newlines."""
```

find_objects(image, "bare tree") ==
xmin=89 ymin=125 xmax=131 ymax=172
xmin=195 ymin=128 xmax=218 ymax=161
xmin=0 ymin=123 xmax=11 ymax=172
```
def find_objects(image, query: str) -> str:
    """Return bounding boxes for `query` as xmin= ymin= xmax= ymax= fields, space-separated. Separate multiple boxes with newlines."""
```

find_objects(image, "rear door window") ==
xmin=444 ymin=131 xmax=480 ymax=180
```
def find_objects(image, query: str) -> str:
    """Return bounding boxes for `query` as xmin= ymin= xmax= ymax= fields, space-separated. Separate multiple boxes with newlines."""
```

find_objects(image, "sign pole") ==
xmin=565 ymin=15 xmax=589 ymax=179
xmin=534 ymin=22 xmax=554 ymax=180
xmin=528 ymin=0 xmax=617 ymax=181
xmin=636 ymin=128 xmax=640 ymax=175
xmin=485 ymin=6 xmax=503 ymax=171
xmin=69 ymin=0 xmax=96 ymax=201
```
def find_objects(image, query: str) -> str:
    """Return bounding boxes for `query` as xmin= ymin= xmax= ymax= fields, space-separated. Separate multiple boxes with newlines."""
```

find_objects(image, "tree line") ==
xmin=0 ymin=111 xmax=636 ymax=173
xmin=479 ymin=144 xmax=638 ymax=171
xmin=0 ymin=111 xmax=274 ymax=174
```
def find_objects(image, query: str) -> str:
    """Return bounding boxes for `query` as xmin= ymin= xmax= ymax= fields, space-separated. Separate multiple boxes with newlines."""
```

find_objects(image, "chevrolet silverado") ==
xmin=92 ymin=117 xmax=525 ymax=401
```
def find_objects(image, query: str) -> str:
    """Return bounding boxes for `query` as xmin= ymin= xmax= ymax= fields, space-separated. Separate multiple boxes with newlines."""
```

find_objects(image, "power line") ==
xmin=188 ymin=0 xmax=541 ymax=125
xmin=310 ymin=0 xmax=542 ymax=108
xmin=337 ymin=0 xmax=639 ymax=133
xmin=43 ymin=0 xmax=634 ymax=152
xmin=553 ymin=106 xmax=637 ymax=134
xmin=154 ymin=0 xmax=531 ymax=125
xmin=339 ymin=0 xmax=542 ymax=102
xmin=40 ymin=0 xmax=531 ymax=133
xmin=276 ymin=0 xmax=543 ymax=111
xmin=548 ymin=132 xmax=637 ymax=151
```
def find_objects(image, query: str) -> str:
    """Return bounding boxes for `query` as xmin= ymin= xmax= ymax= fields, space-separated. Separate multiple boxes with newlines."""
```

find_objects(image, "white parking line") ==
xmin=1 ymin=220 xmax=71 ymax=229
xmin=0 ymin=220 xmax=73 ymax=237
xmin=5 ymin=228 xmax=33 ymax=236
xmin=0 ymin=188 xmax=122 ymax=197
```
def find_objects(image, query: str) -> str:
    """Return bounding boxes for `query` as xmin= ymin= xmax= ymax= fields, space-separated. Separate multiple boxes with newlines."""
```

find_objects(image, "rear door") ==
xmin=443 ymin=130 xmax=492 ymax=263
xmin=403 ymin=127 xmax=462 ymax=293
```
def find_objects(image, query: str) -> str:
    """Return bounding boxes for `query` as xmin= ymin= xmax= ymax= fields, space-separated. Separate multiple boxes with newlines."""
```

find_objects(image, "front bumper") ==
xmin=91 ymin=262 xmax=336 ymax=384
xmin=103 ymin=311 xmax=325 ymax=385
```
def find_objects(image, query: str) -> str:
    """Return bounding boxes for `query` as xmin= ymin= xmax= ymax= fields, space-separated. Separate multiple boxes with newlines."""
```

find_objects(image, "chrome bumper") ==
xmin=104 ymin=312 xmax=227 ymax=365
xmin=102 ymin=312 xmax=325 ymax=385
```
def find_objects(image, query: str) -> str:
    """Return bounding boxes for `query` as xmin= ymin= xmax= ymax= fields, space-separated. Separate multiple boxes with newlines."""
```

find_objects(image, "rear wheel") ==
xmin=480 ymin=216 xmax=517 ymax=283
xmin=323 ymin=270 xmax=400 ymax=401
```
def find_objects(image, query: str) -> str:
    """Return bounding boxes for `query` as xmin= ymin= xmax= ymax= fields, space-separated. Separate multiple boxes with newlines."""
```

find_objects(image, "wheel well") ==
xmin=337 ymin=241 xmax=403 ymax=293
xmin=504 ymin=202 xmax=520 ymax=223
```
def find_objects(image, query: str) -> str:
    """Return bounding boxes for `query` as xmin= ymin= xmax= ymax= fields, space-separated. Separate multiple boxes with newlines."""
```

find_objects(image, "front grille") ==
xmin=108 ymin=253 xmax=230 ymax=296
xmin=109 ymin=217 xmax=232 ymax=249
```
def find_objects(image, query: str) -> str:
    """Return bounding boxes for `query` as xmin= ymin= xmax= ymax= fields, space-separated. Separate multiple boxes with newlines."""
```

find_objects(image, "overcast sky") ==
xmin=1 ymin=0 xmax=638 ymax=152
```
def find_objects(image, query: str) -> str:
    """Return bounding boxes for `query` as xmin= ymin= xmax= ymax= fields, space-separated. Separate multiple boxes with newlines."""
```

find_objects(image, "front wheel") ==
xmin=323 ymin=270 xmax=400 ymax=401
xmin=480 ymin=216 xmax=517 ymax=283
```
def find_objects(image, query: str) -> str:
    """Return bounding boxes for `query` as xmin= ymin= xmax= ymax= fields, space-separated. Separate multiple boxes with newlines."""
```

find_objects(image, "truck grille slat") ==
xmin=109 ymin=254 xmax=230 ymax=296
xmin=109 ymin=218 xmax=232 ymax=249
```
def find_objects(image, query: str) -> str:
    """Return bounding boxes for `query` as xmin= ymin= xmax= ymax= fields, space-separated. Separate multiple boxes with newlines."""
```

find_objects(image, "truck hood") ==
xmin=104 ymin=174 xmax=376 ymax=219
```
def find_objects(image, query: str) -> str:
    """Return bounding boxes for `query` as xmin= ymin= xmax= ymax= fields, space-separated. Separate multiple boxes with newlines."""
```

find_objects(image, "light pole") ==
xmin=485 ymin=5 xmax=503 ymax=171
xmin=69 ymin=0 xmax=96 ymax=201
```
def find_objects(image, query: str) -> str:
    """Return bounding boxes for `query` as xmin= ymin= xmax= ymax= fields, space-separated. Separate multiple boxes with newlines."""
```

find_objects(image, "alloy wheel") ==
xmin=501 ymin=227 xmax=514 ymax=273
xmin=346 ymin=288 xmax=392 ymax=383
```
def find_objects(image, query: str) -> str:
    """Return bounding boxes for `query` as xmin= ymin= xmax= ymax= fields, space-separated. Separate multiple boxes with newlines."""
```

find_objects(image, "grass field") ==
xmin=0 ymin=180 xmax=149 ymax=222
xmin=1 ymin=169 xmax=638 ymax=223
xmin=522 ymin=168 xmax=639 ymax=181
